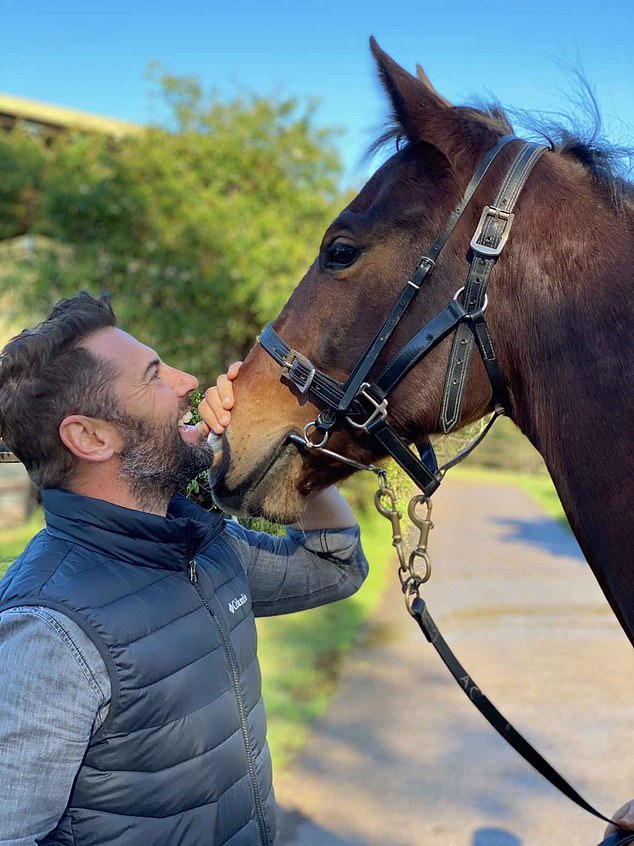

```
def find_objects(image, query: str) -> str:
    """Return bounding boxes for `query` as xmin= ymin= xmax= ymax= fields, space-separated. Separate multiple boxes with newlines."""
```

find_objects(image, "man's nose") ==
xmin=164 ymin=365 xmax=199 ymax=395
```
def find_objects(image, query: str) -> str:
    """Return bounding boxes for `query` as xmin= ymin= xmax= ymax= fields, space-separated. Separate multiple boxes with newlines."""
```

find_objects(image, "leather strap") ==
xmin=439 ymin=142 xmax=547 ymax=432
xmin=365 ymin=417 xmax=441 ymax=496
xmin=259 ymin=323 xmax=363 ymax=417
xmin=372 ymin=300 xmax=466 ymax=398
xmin=410 ymin=595 xmax=616 ymax=827
xmin=259 ymin=321 xmax=442 ymax=493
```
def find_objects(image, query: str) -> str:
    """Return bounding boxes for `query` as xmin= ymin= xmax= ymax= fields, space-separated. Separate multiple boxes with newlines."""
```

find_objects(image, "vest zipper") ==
xmin=188 ymin=558 xmax=197 ymax=584
xmin=187 ymin=558 xmax=270 ymax=845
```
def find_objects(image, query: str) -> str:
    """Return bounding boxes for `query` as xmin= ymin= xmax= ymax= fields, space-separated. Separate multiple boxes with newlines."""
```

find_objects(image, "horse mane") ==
xmin=508 ymin=87 xmax=634 ymax=212
xmin=369 ymin=95 xmax=633 ymax=213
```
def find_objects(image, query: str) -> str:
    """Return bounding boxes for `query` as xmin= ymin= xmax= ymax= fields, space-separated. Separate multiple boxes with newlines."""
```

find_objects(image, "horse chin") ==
xmin=210 ymin=431 xmax=307 ymax=523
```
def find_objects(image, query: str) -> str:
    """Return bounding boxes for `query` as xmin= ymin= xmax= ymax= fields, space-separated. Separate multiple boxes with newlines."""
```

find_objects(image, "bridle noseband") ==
xmin=259 ymin=136 xmax=546 ymax=493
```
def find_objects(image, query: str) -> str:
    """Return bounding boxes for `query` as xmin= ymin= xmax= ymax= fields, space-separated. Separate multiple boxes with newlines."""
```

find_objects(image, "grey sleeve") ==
xmin=0 ymin=607 xmax=110 ymax=845
xmin=224 ymin=521 xmax=369 ymax=617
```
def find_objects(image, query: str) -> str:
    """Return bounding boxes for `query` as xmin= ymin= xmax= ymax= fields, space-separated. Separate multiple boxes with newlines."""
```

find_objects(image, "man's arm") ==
xmin=290 ymin=485 xmax=357 ymax=531
xmin=224 ymin=515 xmax=368 ymax=617
xmin=0 ymin=608 xmax=109 ymax=845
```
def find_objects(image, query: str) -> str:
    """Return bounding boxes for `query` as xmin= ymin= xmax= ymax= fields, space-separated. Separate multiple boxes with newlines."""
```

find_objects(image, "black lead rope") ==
xmin=409 ymin=595 xmax=619 ymax=831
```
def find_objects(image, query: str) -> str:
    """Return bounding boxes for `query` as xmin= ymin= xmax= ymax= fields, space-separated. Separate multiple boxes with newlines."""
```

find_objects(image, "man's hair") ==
xmin=0 ymin=292 xmax=120 ymax=489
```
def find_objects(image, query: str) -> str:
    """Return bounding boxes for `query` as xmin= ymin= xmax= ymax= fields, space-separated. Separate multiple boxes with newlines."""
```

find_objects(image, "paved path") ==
xmin=275 ymin=477 xmax=634 ymax=846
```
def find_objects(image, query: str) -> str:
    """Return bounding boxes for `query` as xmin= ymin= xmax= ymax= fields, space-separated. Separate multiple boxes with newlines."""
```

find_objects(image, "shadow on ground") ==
xmin=492 ymin=515 xmax=584 ymax=561
xmin=473 ymin=828 xmax=523 ymax=845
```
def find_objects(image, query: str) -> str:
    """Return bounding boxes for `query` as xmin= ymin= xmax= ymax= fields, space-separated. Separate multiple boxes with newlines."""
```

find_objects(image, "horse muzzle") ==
xmin=209 ymin=430 xmax=307 ymax=521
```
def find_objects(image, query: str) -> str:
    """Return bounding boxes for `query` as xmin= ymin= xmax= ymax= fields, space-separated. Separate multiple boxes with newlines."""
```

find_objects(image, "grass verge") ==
xmin=0 ymin=511 xmax=45 ymax=576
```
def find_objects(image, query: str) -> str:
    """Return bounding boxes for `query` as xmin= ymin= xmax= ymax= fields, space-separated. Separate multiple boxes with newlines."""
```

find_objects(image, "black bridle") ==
xmin=258 ymin=137 xmax=632 ymax=835
xmin=259 ymin=136 xmax=546 ymax=493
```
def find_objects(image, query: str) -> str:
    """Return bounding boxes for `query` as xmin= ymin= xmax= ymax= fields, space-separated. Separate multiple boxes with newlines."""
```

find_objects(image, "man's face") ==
xmin=82 ymin=328 xmax=214 ymax=510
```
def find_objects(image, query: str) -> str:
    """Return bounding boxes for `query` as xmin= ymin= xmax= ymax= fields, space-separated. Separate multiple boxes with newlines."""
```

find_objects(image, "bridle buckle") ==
xmin=470 ymin=205 xmax=515 ymax=257
xmin=347 ymin=383 xmax=388 ymax=431
xmin=281 ymin=348 xmax=316 ymax=394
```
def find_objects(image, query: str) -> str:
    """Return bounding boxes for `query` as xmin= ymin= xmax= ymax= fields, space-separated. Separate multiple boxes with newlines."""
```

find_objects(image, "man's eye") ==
xmin=323 ymin=242 xmax=360 ymax=270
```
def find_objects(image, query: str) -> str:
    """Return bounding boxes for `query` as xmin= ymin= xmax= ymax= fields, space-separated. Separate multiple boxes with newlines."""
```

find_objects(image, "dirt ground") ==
xmin=274 ymin=477 xmax=634 ymax=846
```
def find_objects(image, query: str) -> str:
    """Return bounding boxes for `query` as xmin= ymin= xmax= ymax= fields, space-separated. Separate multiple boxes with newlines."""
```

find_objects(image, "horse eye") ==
xmin=323 ymin=242 xmax=360 ymax=270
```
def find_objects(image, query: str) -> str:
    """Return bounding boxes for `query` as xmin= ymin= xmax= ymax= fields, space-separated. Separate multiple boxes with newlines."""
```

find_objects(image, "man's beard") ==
xmin=116 ymin=411 xmax=214 ymax=514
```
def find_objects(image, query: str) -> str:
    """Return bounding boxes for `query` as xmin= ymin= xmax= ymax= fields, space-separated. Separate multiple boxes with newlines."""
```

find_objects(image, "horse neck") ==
xmin=497 ymin=201 xmax=634 ymax=644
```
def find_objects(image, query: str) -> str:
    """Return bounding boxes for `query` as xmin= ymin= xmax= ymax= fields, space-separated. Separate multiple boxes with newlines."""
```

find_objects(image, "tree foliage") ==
xmin=0 ymin=71 xmax=344 ymax=382
xmin=0 ymin=129 xmax=46 ymax=240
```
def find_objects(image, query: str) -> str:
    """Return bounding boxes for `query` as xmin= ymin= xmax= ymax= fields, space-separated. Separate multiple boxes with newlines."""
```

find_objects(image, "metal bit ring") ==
xmin=303 ymin=420 xmax=329 ymax=449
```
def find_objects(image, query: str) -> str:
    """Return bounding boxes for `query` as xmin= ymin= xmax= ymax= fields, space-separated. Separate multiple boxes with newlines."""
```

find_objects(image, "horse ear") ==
xmin=370 ymin=36 xmax=451 ymax=148
xmin=415 ymin=64 xmax=452 ymax=108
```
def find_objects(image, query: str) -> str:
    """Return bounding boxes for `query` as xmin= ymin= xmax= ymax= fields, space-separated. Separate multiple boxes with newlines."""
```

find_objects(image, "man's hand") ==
xmin=605 ymin=800 xmax=634 ymax=836
xmin=198 ymin=361 xmax=242 ymax=436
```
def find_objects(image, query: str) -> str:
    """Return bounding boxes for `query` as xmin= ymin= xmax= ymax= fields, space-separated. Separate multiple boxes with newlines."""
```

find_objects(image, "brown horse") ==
xmin=210 ymin=39 xmax=634 ymax=645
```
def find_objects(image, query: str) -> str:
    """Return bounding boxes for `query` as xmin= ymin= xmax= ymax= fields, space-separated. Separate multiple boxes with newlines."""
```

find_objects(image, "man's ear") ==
xmin=58 ymin=415 xmax=122 ymax=463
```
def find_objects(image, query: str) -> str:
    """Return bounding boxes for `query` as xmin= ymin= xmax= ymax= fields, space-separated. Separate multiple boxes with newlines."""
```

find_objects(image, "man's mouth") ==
xmin=177 ymin=409 xmax=205 ymax=445
xmin=178 ymin=410 xmax=193 ymax=426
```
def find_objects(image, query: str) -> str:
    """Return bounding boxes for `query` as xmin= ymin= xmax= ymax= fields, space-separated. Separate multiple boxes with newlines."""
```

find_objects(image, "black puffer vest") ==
xmin=0 ymin=489 xmax=275 ymax=845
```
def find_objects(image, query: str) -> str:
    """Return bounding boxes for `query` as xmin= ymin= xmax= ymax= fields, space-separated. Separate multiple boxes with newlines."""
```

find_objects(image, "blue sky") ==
xmin=2 ymin=0 xmax=632 ymax=183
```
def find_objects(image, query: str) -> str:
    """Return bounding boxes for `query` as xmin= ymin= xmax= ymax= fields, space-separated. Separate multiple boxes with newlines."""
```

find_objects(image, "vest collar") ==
xmin=41 ymin=489 xmax=224 ymax=571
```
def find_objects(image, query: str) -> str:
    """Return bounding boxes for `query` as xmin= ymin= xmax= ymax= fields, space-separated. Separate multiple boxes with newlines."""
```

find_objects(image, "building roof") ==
xmin=0 ymin=93 xmax=142 ymax=138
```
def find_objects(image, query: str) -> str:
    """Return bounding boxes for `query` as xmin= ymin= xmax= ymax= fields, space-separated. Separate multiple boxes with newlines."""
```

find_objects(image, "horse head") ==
xmin=209 ymin=40 xmax=547 ymax=520
xmin=209 ymin=39 xmax=624 ymax=529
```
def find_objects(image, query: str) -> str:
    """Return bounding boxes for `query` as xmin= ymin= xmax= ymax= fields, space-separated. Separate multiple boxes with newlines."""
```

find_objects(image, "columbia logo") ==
xmin=228 ymin=593 xmax=248 ymax=614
